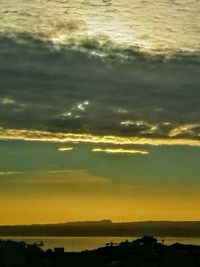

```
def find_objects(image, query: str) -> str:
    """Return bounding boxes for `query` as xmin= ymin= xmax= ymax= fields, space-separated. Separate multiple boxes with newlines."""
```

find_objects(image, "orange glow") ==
xmin=0 ymin=170 xmax=200 ymax=225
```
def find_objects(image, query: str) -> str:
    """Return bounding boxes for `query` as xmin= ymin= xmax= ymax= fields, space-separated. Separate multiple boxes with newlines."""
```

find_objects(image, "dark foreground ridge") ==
xmin=0 ymin=236 xmax=200 ymax=267
xmin=1 ymin=220 xmax=200 ymax=237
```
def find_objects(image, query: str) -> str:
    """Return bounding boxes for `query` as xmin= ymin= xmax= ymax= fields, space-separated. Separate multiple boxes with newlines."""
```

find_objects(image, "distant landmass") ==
xmin=0 ymin=220 xmax=200 ymax=237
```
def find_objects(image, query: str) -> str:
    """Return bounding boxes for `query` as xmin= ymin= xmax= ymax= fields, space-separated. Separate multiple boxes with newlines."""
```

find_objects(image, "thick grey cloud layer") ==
xmin=0 ymin=34 xmax=200 ymax=139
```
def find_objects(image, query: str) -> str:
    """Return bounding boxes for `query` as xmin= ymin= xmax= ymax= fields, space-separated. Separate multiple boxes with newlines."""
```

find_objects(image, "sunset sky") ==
xmin=0 ymin=0 xmax=200 ymax=224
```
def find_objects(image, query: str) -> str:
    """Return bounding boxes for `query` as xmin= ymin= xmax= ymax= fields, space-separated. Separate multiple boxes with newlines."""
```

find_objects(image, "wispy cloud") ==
xmin=92 ymin=148 xmax=149 ymax=155
xmin=57 ymin=147 xmax=74 ymax=152
xmin=0 ymin=171 xmax=23 ymax=176
xmin=120 ymin=120 xmax=159 ymax=135
xmin=0 ymin=170 xmax=111 ymax=187
xmin=169 ymin=124 xmax=200 ymax=138
xmin=1 ymin=128 xmax=200 ymax=147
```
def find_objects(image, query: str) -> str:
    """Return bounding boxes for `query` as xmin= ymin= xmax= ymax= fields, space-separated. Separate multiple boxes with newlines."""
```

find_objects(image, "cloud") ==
xmin=57 ymin=147 xmax=74 ymax=152
xmin=120 ymin=120 xmax=159 ymax=134
xmin=0 ymin=170 xmax=112 ymax=190
xmin=92 ymin=148 xmax=149 ymax=155
xmin=0 ymin=34 xmax=200 ymax=143
xmin=0 ymin=98 xmax=16 ymax=105
xmin=169 ymin=124 xmax=200 ymax=138
xmin=1 ymin=128 xmax=200 ymax=147
xmin=0 ymin=171 xmax=23 ymax=176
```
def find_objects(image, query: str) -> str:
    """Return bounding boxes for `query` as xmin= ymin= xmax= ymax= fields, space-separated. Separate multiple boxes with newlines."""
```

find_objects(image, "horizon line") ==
xmin=1 ymin=219 xmax=200 ymax=227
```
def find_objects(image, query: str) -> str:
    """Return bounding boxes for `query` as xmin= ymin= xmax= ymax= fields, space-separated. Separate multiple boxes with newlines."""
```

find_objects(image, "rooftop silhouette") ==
xmin=0 ymin=236 xmax=200 ymax=267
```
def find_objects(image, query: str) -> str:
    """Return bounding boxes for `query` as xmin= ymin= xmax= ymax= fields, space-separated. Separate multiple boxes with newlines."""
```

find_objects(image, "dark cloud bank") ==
xmin=0 ymin=33 xmax=200 ymax=139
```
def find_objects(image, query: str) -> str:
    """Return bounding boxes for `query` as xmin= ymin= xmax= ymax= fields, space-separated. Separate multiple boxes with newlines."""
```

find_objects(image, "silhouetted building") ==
xmin=0 ymin=237 xmax=200 ymax=267
xmin=54 ymin=247 xmax=65 ymax=254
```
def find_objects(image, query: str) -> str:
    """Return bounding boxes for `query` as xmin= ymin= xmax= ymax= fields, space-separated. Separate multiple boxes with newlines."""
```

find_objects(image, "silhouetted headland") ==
xmin=0 ymin=236 xmax=200 ymax=267
xmin=1 ymin=220 xmax=200 ymax=237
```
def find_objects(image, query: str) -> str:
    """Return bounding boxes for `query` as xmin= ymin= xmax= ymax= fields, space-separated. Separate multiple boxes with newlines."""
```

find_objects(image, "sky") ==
xmin=0 ymin=0 xmax=200 ymax=224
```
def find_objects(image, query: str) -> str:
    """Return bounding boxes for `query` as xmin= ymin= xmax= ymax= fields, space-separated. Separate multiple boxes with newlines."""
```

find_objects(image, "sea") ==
xmin=0 ymin=236 xmax=200 ymax=252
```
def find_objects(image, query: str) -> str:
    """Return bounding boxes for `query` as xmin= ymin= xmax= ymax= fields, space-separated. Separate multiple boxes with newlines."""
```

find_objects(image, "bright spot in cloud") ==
xmin=0 ymin=98 xmax=16 ymax=105
xmin=77 ymin=104 xmax=85 ymax=111
xmin=61 ymin=101 xmax=90 ymax=118
xmin=62 ymin=112 xmax=72 ymax=117
xmin=76 ymin=101 xmax=90 ymax=111
xmin=116 ymin=108 xmax=128 ymax=114
xmin=121 ymin=120 xmax=151 ymax=127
